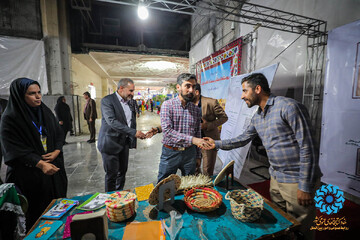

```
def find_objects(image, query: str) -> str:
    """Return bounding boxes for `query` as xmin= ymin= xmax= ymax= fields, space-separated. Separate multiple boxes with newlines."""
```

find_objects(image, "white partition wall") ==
xmin=320 ymin=20 xmax=360 ymax=198
xmin=0 ymin=36 xmax=48 ymax=96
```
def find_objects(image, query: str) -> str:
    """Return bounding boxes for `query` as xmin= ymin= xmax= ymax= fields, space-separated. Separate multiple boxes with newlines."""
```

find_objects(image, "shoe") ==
xmin=86 ymin=140 xmax=91 ymax=143
xmin=88 ymin=140 xmax=95 ymax=143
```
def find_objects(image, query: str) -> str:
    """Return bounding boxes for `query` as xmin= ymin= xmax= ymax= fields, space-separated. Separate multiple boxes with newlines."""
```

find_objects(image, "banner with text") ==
xmin=196 ymin=38 xmax=242 ymax=99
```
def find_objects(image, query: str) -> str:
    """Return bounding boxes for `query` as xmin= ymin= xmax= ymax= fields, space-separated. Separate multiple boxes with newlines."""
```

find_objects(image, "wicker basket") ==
xmin=184 ymin=187 xmax=222 ymax=212
xmin=225 ymin=189 xmax=264 ymax=222
xmin=105 ymin=191 xmax=136 ymax=222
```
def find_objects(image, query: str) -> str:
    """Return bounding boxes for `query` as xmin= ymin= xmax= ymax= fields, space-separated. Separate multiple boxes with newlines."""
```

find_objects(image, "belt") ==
xmin=163 ymin=144 xmax=191 ymax=151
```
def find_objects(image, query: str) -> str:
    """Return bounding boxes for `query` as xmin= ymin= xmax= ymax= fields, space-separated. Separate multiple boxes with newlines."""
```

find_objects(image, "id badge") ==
xmin=41 ymin=135 xmax=47 ymax=152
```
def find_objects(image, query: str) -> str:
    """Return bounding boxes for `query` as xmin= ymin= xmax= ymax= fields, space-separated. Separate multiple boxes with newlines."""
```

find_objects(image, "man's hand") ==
xmin=89 ymin=117 xmax=93 ymax=122
xmin=36 ymin=160 xmax=60 ymax=175
xmin=201 ymin=137 xmax=216 ymax=150
xmin=59 ymin=121 xmax=63 ymax=125
xmin=201 ymin=118 xmax=208 ymax=131
xmin=135 ymin=131 xmax=146 ymax=139
xmin=145 ymin=128 xmax=158 ymax=138
xmin=137 ymin=113 xmax=140 ymax=118
xmin=297 ymin=189 xmax=313 ymax=206
xmin=42 ymin=150 xmax=61 ymax=162
xmin=192 ymin=137 xmax=206 ymax=147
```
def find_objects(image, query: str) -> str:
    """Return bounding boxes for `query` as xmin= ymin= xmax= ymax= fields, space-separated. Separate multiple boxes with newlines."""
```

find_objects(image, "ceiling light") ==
xmin=138 ymin=4 xmax=149 ymax=20
xmin=144 ymin=61 xmax=176 ymax=70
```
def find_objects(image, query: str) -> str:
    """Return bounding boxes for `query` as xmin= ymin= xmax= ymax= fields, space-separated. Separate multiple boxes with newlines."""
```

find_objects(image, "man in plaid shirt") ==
xmin=202 ymin=73 xmax=322 ymax=240
xmin=157 ymin=73 xmax=206 ymax=183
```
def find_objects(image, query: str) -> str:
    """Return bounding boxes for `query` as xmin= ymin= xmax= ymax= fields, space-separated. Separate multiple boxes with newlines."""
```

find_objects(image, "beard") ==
xmin=244 ymin=95 xmax=259 ymax=108
xmin=245 ymin=99 xmax=255 ymax=108
xmin=122 ymin=93 xmax=133 ymax=101
xmin=181 ymin=92 xmax=194 ymax=102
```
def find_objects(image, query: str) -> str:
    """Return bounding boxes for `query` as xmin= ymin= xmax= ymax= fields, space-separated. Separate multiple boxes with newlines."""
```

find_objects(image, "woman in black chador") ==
xmin=0 ymin=78 xmax=68 ymax=231
xmin=54 ymin=96 xmax=73 ymax=144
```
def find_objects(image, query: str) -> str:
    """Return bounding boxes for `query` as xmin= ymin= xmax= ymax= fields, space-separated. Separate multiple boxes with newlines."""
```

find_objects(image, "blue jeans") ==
xmin=157 ymin=145 xmax=196 ymax=183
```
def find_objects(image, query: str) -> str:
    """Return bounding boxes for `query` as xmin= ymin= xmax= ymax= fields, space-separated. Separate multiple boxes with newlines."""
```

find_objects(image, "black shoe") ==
xmin=86 ymin=140 xmax=91 ymax=143
xmin=88 ymin=140 xmax=95 ymax=143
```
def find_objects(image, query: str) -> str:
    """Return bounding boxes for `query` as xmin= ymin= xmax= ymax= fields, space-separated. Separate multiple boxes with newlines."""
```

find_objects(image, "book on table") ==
xmin=42 ymin=198 xmax=79 ymax=219
xmin=77 ymin=192 xmax=109 ymax=211
xmin=25 ymin=220 xmax=62 ymax=240
xmin=122 ymin=221 xmax=166 ymax=240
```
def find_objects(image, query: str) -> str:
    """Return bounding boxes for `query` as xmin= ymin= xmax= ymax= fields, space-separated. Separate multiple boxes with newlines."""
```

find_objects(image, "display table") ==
xmin=27 ymin=181 xmax=300 ymax=239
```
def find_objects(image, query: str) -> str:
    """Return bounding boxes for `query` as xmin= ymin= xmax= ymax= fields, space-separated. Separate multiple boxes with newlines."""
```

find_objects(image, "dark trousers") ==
xmin=101 ymin=144 xmax=130 ymax=192
xmin=60 ymin=125 xmax=69 ymax=144
xmin=87 ymin=120 xmax=96 ymax=141
xmin=157 ymin=145 xmax=196 ymax=183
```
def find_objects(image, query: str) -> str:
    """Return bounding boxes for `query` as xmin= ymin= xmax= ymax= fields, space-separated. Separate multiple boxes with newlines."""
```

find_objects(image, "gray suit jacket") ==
xmin=97 ymin=93 xmax=137 ymax=154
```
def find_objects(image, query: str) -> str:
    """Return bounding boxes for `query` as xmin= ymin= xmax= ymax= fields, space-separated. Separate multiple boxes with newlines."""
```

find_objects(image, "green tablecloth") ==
xmin=43 ymin=183 xmax=294 ymax=240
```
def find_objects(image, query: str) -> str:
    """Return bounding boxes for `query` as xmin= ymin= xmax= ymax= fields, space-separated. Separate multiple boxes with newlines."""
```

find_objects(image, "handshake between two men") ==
xmin=192 ymin=137 xmax=216 ymax=150
xmin=134 ymin=127 xmax=216 ymax=150
xmin=134 ymin=127 xmax=162 ymax=140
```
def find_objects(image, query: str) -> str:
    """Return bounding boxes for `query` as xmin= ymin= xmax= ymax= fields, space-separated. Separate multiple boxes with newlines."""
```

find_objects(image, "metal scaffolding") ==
xmin=95 ymin=0 xmax=326 ymax=36
xmin=79 ymin=0 xmax=327 ymax=140
xmin=71 ymin=0 xmax=100 ymax=34
xmin=303 ymin=26 xmax=327 ymax=142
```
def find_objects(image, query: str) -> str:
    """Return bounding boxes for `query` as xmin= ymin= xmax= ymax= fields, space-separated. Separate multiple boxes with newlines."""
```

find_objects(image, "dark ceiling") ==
xmin=69 ymin=1 xmax=191 ymax=55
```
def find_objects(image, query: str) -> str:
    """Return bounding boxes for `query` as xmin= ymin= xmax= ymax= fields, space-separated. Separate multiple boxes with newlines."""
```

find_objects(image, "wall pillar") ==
xmin=40 ymin=0 xmax=72 ymax=95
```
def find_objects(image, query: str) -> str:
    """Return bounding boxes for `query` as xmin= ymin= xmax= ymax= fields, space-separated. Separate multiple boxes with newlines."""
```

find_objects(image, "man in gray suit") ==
xmin=97 ymin=78 xmax=146 ymax=191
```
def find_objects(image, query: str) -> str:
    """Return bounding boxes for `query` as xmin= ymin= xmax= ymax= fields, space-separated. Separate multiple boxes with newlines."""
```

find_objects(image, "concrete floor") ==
xmin=0 ymin=110 xmax=269 ymax=198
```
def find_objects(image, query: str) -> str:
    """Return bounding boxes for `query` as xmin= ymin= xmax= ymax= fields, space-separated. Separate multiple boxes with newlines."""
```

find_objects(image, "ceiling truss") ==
xmin=94 ymin=0 xmax=326 ymax=37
